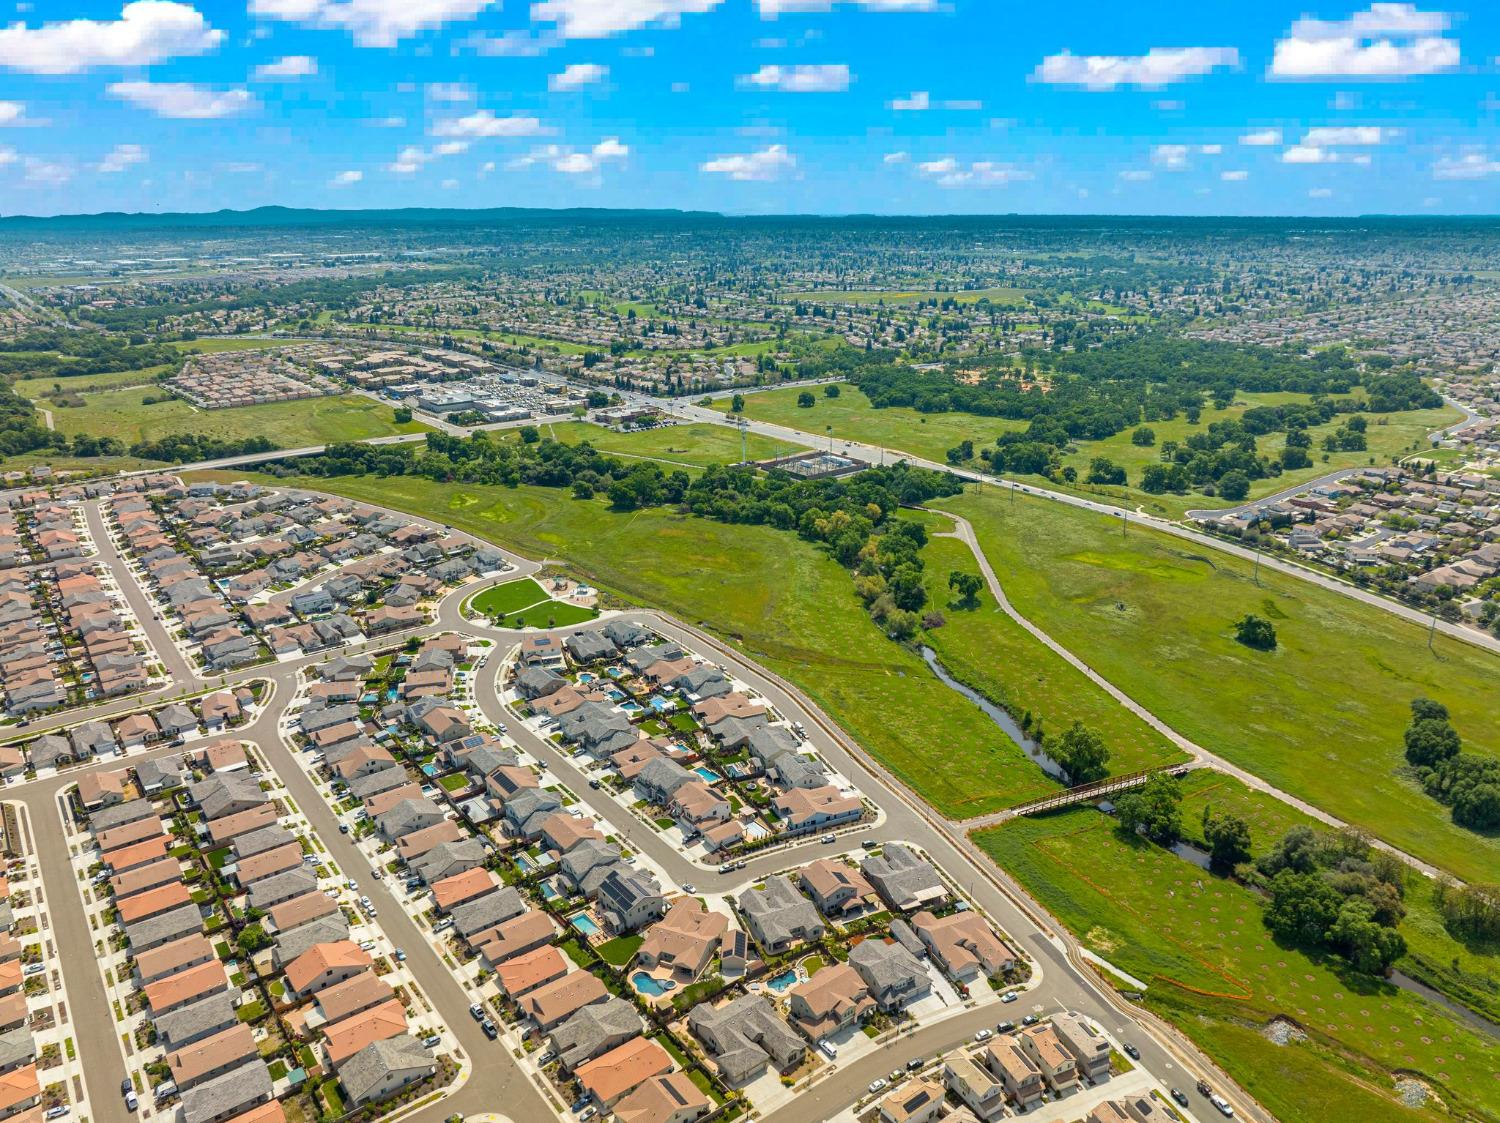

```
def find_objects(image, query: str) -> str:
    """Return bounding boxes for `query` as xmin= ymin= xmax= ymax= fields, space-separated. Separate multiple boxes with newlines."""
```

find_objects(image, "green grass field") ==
xmin=714 ymin=384 xmax=1028 ymax=464
xmin=912 ymin=520 xmax=1187 ymax=783
xmin=941 ymin=487 xmax=1500 ymax=883
xmin=15 ymin=367 xmax=171 ymax=398
xmin=530 ymin=421 xmax=796 ymax=467
xmin=469 ymin=578 xmax=549 ymax=616
xmin=974 ymin=796 xmax=1500 ymax=1123
xmin=720 ymin=387 xmax=1459 ymax=519
xmin=46 ymin=388 xmax=429 ymax=447
xmin=184 ymin=471 xmax=1057 ymax=817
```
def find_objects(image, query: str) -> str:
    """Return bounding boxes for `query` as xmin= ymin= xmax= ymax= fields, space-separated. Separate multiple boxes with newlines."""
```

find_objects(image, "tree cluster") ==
xmin=1402 ymin=699 xmax=1500 ymax=831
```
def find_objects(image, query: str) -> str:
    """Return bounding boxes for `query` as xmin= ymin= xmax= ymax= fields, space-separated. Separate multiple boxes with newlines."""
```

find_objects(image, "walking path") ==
xmin=931 ymin=507 xmax=1452 ymax=881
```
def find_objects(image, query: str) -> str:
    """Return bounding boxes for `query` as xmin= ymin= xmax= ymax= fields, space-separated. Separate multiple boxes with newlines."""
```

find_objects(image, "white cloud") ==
xmin=0 ymin=101 xmax=32 ymax=126
xmin=1119 ymin=169 xmax=1154 ymax=181
xmin=249 ymin=0 xmax=497 ymax=48
xmin=107 ymin=81 xmax=256 ymax=119
xmin=442 ymin=177 xmax=459 ymax=188
xmin=700 ymin=143 xmax=795 ymax=181
xmin=254 ymin=54 xmax=318 ymax=79
xmin=889 ymin=90 xmax=929 ymax=110
xmin=1270 ymin=3 xmax=1458 ymax=78
xmin=530 ymin=0 xmax=723 ymax=39
xmin=426 ymin=81 xmax=474 ymax=102
xmin=550 ymin=62 xmax=608 ymax=91
xmin=370 ymin=115 xmax=406 ymax=127
xmin=1282 ymin=144 xmax=1334 ymax=163
xmin=22 ymin=156 xmax=70 ymax=186
xmin=460 ymin=29 xmax=558 ymax=55
xmin=330 ymin=168 xmax=363 ymax=185
xmin=1221 ymin=169 xmax=1249 ymax=181
xmin=759 ymin=0 xmax=936 ymax=12
xmin=510 ymin=136 xmax=629 ymax=176
xmin=0 ymin=147 xmax=15 ymax=169
xmin=916 ymin=157 xmax=1031 ymax=188
xmin=431 ymin=109 xmax=546 ymax=138
xmin=1199 ymin=143 xmax=1223 ymax=155
xmin=1309 ymin=186 xmax=1334 ymax=197
xmin=1152 ymin=144 xmax=1190 ymax=170
xmin=97 ymin=143 xmax=147 ymax=173
xmin=883 ymin=150 xmax=909 ymax=164
xmin=1301 ymin=125 xmax=1388 ymax=145
xmin=386 ymin=145 xmax=430 ymax=174
xmin=1239 ymin=127 xmax=1282 ymax=146
xmin=741 ymin=63 xmax=850 ymax=92
xmin=220 ymin=161 xmax=263 ymax=173
xmin=432 ymin=140 xmax=470 ymax=156
xmin=0 ymin=1 xmax=223 ymax=75
xmin=1034 ymin=46 xmax=1239 ymax=90
xmin=1432 ymin=150 xmax=1500 ymax=179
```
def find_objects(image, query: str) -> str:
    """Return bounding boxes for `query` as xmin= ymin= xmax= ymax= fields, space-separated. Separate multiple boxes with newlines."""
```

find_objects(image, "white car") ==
xmin=867 ymin=1079 xmax=886 ymax=1095
xmin=973 ymin=1028 xmax=993 ymax=1042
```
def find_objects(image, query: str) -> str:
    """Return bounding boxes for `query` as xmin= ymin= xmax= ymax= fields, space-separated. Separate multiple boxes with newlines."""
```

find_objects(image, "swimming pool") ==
xmin=570 ymin=913 xmax=601 ymax=936
xmin=767 ymin=969 xmax=798 ymax=993
xmin=577 ymin=672 xmax=597 ymax=684
xmin=420 ymin=763 xmax=438 ymax=777
xmin=539 ymin=881 xmax=559 ymax=901
xmin=631 ymin=972 xmax=677 ymax=997
xmin=619 ymin=701 xmax=643 ymax=715
xmin=649 ymin=697 xmax=676 ymax=713
xmin=694 ymin=766 xmax=723 ymax=783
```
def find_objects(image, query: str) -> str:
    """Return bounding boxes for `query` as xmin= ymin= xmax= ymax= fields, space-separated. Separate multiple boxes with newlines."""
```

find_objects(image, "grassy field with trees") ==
xmin=941 ymin=486 xmax=1500 ymax=883
xmin=973 ymin=788 xmax=1500 ymax=1123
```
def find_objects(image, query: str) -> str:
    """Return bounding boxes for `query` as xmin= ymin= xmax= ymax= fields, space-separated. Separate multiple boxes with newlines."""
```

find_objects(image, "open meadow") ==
xmin=941 ymin=486 xmax=1500 ymax=883
xmin=524 ymin=420 xmax=795 ymax=467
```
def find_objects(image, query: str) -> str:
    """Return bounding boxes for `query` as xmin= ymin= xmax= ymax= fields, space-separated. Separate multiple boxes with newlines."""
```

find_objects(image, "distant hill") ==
xmin=0 ymin=204 xmax=726 ymax=232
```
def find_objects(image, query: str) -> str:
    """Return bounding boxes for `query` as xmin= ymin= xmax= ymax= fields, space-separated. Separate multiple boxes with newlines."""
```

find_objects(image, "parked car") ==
xmin=905 ymin=1057 xmax=923 ymax=1070
xmin=43 ymin=1107 xmax=68 ymax=1120
xmin=860 ymin=839 xmax=876 ymax=849
xmin=973 ymin=1028 xmax=993 ymax=1042
xmin=820 ymin=834 xmax=836 ymax=844
xmin=578 ymin=1109 xmax=595 ymax=1122
xmin=1000 ymin=991 xmax=1018 ymax=1004
xmin=23 ymin=963 xmax=45 ymax=976
xmin=481 ymin=1020 xmax=499 ymax=1040
xmin=394 ymin=949 xmax=407 ymax=962
xmin=125 ymin=1091 xmax=138 ymax=1112
xmin=153 ymin=1083 xmax=176 ymax=1100
xmin=338 ymin=824 xmax=349 ymax=834
xmin=1197 ymin=1079 xmax=1213 ymax=1097
xmin=996 ymin=1021 xmax=1015 ymax=1034
xmin=1020 ymin=1014 xmax=1039 ymax=1026
xmin=422 ymin=1035 xmax=442 ymax=1049
xmin=682 ymin=884 xmax=695 ymax=894
xmin=1210 ymin=1095 xmax=1234 ymax=1118
xmin=1171 ymin=1088 xmax=1190 ymax=1107
xmin=867 ymin=1079 xmax=886 ymax=1095
xmin=120 ymin=1080 xmax=132 ymax=1096
xmin=358 ymin=939 xmax=377 ymax=952
xmin=817 ymin=1040 xmax=837 ymax=1061
xmin=537 ymin=1051 xmax=556 ymax=1066
xmin=1123 ymin=1043 xmax=1141 ymax=1060
xmin=469 ymin=1004 xmax=485 ymax=1021
xmin=718 ymin=863 xmax=733 ymax=874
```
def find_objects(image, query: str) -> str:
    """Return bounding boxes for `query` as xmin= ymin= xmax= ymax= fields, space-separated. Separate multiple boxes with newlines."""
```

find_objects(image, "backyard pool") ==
xmin=619 ymin=701 xmax=644 ymax=715
xmin=631 ymin=972 xmax=677 ymax=997
xmin=649 ymin=697 xmax=676 ymax=714
xmin=577 ymin=672 xmax=597 ymax=684
xmin=539 ymin=880 xmax=559 ymax=901
xmin=569 ymin=913 xmax=601 ymax=936
xmin=420 ymin=763 xmax=438 ymax=777
xmin=766 ymin=969 xmax=798 ymax=993
xmin=693 ymin=766 xmax=723 ymax=783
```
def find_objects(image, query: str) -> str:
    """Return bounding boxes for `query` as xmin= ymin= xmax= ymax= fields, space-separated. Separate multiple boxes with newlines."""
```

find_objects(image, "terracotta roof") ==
xmin=0 ymin=1063 xmax=38 ymax=1114
xmin=494 ymin=946 xmax=568 ymax=997
xmin=144 ymin=961 xmax=228 ymax=1014
xmin=167 ymin=1024 xmax=256 ymax=1086
xmin=431 ymin=867 xmax=498 ymax=912
xmin=116 ymin=882 xmax=193 ymax=925
xmin=323 ymin=997 xmax=408 ymax=1066
xmin=575 ymin=1038 xmax=673 ymax=1107
xmin=286 ymin=941 xmax=371 ymax=995
xmin=133 ymin=934 xmax=215 ymax=984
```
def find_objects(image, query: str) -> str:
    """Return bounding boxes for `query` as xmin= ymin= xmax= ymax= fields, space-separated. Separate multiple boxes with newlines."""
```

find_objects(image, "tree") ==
xmin=1328 ymin=897 xmax=1406 ymax=974
xmin=1054 ymin=722 xmax=1110 ymax=786
xmin=730 ymin=393 xmax=745 ymax=413
xmin=1218 ymin=469 xmax=1251 ymax=501
xmin=824 ymin=383 xmax=841 ymax=398
xmin=1233 ymin=614 xmax=1277 ymax=650
xmin=1202 ymin=807 xmax=1252 ymax=867
xmin=797 ymin=391 xmax=816 ymax=408
xmin=1410 ymin=697 xmax=1449 ymax=722
xmin=1115 ymin=772 xmax=1182 ymax=843
xmin=236 ymin=922 xmax=271 ymax=956
xmin=947 ymin=571 xmax=983 ymax=607
xmin=518 ymin=425 xmax=540 ymax=444
xmin=1131 ymin=426 xmax=1156 ymax=446
xmin=1404 ymin=716 xmax=1460 ymax=768
xmin=1264 ymin=870 xmax=1344 ymax=946
xmin=1086 ymin=457 xmax=1126 ymax=485
xmin=393 ymin=406 xmax=412 ymax=424
xmin=1257 ymin=826 xmax=1320 ymax=877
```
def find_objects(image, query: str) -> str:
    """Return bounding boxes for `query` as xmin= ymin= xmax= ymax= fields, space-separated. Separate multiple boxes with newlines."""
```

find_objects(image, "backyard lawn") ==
xmin=940 ymin=487 xmax=1500 ymax=884
xmin=185 ymin=470 xmax=1058 ymax=817
xmin=973 ymin=797 xmax=1500 ymax=1123
xmin=46 ymin=387 xmax=429 ymax=447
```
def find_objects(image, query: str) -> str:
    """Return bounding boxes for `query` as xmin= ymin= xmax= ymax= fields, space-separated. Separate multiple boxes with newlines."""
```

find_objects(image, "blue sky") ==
xmin=0 ymin=0 xmax=1497 ymax=216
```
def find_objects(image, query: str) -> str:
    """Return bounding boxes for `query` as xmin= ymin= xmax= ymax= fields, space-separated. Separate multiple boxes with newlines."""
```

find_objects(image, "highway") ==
xmin=1 ymin=491 xmax=1268 ymax=1123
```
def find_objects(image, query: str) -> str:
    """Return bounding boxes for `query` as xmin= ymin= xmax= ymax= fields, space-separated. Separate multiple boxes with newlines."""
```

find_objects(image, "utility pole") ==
xmin=1253 ymin=541 xmax=1262 ymax=586
xmin=1121 ymin=511 xmax=1128 ymax=538
xmin=1428 ymin=608 xmax=1438 ymax=652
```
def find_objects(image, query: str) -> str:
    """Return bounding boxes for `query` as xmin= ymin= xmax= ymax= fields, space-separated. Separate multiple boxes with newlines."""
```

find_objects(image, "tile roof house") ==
xmin=984 ymin=1038 xmax=1044 ymax=1109
xmin=166 ymin=1024 xmax=257 ymax=1090
xmin=848 ymin=938 xmax=931 ymax=1011
xmin=494 ymin=946 xmax=570 ymax=1000
xmin=522 ymin=971 xmax=610 ymax=1031
xmin=179 ymin=1059 xmax=272 ymax=1123
xmin=285 ymin=941 xmax=372 ymax=998
xmin=324 ymin=999 xmax=409 ymax=1066
xmin=786 ymin=962 xmax=874 ymax=1042
xmin=575 ymin=1037 xmax=674 ymax=1109
xmin=877 ymin=1077 xmax=945 ymax=1123
xmin=549 ymin=996 xmax=643 ymax=1073
xmin=688 ymin=995 xmax=805 ymax=1087
xmin=156 ymin=993 xmax=239 ymax=1051
xmin=798 ymin=859 xmax=875 ymax=918
xmin=474 ymin=910 xmax=556 ymax=969
xmin=739 ymin=876 xmax=825 ymax=954
xmin=337 ymin=1036 xmax=435 ymax=1107
xmin=943 ymin=1054 xmax=1005 ymax=1121
xmin=612 ymin=1071 xmax=710 ymax=1123
xmin=911 ymin=910 xmax=1015 ymax=983
xmin=860 ymin=843 xmax=948 ymax=912
xmin=636 ymin=899 xmax=727 ymax=982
